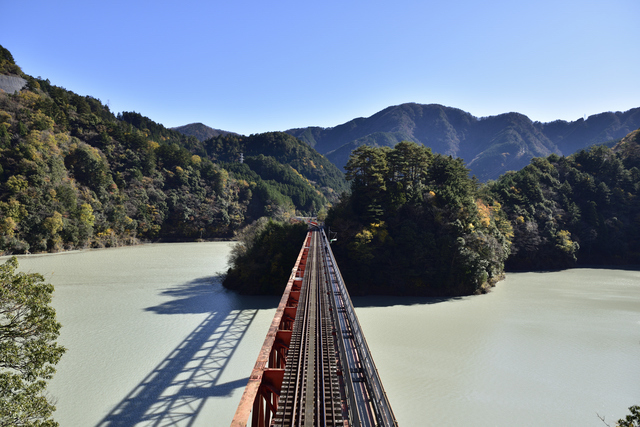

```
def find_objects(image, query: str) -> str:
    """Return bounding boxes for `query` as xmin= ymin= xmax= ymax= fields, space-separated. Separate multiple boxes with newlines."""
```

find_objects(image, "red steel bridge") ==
xmin=231 ymin=226 xmax=398 ymax=427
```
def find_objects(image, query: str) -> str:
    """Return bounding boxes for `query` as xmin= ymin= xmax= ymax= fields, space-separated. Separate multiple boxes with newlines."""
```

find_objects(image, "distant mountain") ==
xmin=201 ymin=132 xmax=348 ymax=203
xmin=286 ymin=103 xmax=640 ymax=180
xmin=172 ymin=122 xmax=236 ymax=141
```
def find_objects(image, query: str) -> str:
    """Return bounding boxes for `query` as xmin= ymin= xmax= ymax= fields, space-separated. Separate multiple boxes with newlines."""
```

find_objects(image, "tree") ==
xmin=599 ymin=405 xmax=640 ymax=427
xmin=617 ymin=406 xmax=640 ymax=427
xmin=328 ymin=142 xmax=511 ymax=296
xmin=344 ymin=145 xmax=390 ymax=221
xmin=223 ymin=220 xmax=308 ymax=294
xmin=387 ymin=141 xmax=432 ymax=188
xmin=0 ymin=257 xmax=66 ymax=426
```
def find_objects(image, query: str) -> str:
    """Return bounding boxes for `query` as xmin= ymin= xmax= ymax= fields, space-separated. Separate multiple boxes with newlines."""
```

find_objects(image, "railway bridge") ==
xmin=231 ymin=226 xmax=397 ymax=427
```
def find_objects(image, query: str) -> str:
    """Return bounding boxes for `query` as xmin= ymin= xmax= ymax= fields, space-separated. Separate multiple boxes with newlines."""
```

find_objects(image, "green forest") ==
xmin=226 ymin=142 xmax=513 ymax=296
xmin=223 ymin=218 xmax=309 ymax=294
xmin=2 ymin=42 xmax=640 ymax=296
xmin=487 ymin=130 xmax=640 ymax=270
xmin=225 ymin=132 xmax=640 ymax=297
xmin=0 ymin=45 xmax=346 ymax=254
xmin=325 ymin=142 xmax=513 ymax=296
xmin=332 ymin=130 xmax=640 ymax=295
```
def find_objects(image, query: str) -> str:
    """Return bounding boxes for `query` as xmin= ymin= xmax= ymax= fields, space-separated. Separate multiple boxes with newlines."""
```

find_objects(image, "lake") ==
xmin=4 ymin=242 xmax=639 ymax=426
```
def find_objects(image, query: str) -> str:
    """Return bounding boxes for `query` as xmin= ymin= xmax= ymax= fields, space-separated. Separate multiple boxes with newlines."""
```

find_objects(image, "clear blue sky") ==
xmin=2 ymin=0 xmax=639 ymax=135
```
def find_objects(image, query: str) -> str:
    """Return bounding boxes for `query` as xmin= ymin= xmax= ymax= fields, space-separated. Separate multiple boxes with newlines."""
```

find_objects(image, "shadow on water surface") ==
xmin=353 ymin=266 xmax=640 ymax=308
xmin=352 ymin=295 xmax=465 ymax=308
xmin=506 ymin=264 xmax=640 ymax=273
xmin=95 ymin=276 xmax=277 ymax=427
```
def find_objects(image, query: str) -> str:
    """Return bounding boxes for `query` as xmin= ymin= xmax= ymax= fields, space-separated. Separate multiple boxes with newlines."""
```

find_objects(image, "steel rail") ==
xmin=274 ymin=230 xmax=344 ymax=426
xmin=321 ymin=256 xmax=341 ymax=425
xmin=274 ymin=231 xmax=315 ymax=426
xmin=315 ymin=233 xmax=326 ymax=427
xmin=320 ymin=229 xmax=399 ymax=427
xmin=294 ymin=248 xmax=311 ymax=426
xmin=302 ymin=232 xmax=317 ymax=425
xmin=232 ymin=226 xmax=394 ymax=426
xmin=231 ymin=231 xmax=311 ymax=427
xmin=321 ymin=234 xmax=364 ymax=426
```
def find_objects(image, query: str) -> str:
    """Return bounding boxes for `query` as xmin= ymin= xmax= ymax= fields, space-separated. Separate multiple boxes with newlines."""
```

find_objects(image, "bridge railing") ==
xmin=230 ymin=232 xmax=311 ymax=427
xmin=320 ymin=229 xmax=398 ymax=427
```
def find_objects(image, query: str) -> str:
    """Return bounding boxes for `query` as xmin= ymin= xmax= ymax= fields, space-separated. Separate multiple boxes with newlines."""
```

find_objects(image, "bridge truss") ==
xmin=231 ymin=228 xmax=397 ymax=427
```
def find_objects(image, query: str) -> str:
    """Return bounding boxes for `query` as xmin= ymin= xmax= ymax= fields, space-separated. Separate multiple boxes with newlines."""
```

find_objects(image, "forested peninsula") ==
xmin=0 ymin=45 xmax=345 ymax=254
xmin=225 ymin=132 xmax=640 ymax=297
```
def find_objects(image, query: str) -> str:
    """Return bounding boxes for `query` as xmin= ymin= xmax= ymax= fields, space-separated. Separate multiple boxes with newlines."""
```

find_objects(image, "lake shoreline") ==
xmin=1 ymin=237 xmax=238 ymax=259
xmin=7 ymin=243 xmax=639 ymax=426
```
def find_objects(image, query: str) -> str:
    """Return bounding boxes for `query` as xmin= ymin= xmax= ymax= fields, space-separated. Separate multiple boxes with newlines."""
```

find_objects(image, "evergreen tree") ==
xmin=0 ymin=257 xmax=65 ymax=426
xmin=328 ymin=141 xmax=511 ymax=296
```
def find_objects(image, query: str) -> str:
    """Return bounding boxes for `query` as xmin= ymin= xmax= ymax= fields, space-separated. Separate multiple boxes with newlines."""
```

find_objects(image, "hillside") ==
xmin=487 ymin=127 xmax=640 ymax=269
xmin=225 ymin=127 xmax=640 ymax=296
xmin=202 ymin=132 xmax=348 ymax=198
xmin=613 ymin=127 xmax=640 ymax=169
xmin=0 ymin=45 xmax=26 ymax=93
xmin=287 ymin=103 xmax=640 ymax=180
xmin=0 ymin=75 xmax=26 ymax=94
xmin=0 ymin=45 xmax=345 ymax=254
xmin=172 ymin=122 xmax=236 ymax=142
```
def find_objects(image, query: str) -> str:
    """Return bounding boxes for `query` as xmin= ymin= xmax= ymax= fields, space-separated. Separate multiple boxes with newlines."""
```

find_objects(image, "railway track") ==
xmin=273 ymin=231 xmax=343 ymax=426
xmin=231 ymin=226 xmax=397 ymax=427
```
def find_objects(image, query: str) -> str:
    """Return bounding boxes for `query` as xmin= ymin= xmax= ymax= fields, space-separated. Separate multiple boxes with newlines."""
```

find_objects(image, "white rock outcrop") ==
xmin=0 ymin=75 xmax=27 ymax=94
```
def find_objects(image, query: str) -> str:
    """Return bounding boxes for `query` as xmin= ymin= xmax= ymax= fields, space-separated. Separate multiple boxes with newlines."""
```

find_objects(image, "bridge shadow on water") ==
xmin=95 ymin=276 xmax=277 ymax=427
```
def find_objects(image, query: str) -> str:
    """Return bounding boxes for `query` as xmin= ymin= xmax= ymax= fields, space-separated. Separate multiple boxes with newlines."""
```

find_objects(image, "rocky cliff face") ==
xmin=0 ymin=75 xmax=26 ymax=94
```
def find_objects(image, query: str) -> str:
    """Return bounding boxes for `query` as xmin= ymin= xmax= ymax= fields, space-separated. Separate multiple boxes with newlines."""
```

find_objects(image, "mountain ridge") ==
xmin=171 ymin=122 xmax=236 ymax=141
xmin=285 ymin=103 xmax=640 ymax=180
